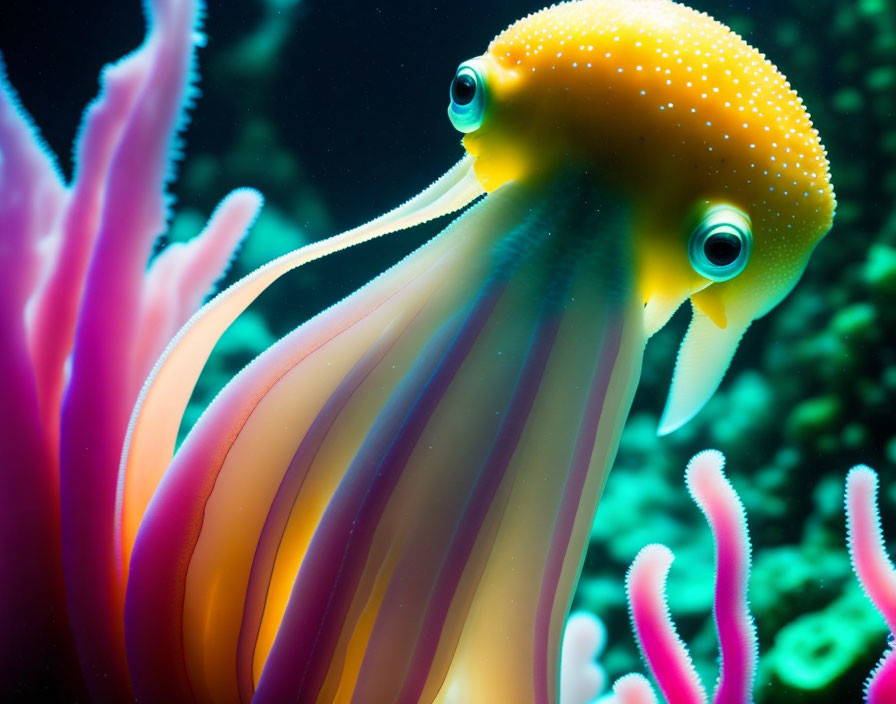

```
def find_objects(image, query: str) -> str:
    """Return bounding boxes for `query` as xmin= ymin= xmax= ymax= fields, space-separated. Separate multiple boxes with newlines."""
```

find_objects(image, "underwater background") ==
xmin=1 ymin=0 xmax=893 ymax=700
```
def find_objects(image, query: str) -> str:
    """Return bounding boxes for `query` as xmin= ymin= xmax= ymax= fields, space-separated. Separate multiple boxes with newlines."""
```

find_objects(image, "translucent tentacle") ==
xmin=132 ymin=188 xmax=263 ymax=394
xmin=116 ymin=156 xmax=484 ymax=580
xmin=125 ymin=178 xmax=645 ymax=704
xmin=125 ymin=179 xmax=513 ymax=704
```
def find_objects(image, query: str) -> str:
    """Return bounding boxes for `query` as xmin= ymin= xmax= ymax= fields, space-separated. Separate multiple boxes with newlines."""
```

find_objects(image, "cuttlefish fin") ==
xmin=657 ymin=303 xmax=748 ymax=436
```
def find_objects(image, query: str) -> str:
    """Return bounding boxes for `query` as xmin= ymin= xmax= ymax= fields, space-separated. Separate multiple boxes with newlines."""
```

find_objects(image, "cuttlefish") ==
xmin=118 ymin=1 xmax=834 ymax=702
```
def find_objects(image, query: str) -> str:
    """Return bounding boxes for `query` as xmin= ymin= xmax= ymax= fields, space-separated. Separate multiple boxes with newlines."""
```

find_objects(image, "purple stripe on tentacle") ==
xmin=390 ymin=304 xmax=564 ymax=703
xmin=254 ymin=283 xmax=505 ymax=704
xmin=533 ymin=312 xmax=624 ymax=704
xmin=235 ymin=314 xmax=415 ymax=702
xmin=126 ymin=246 xmax=460 ymax=704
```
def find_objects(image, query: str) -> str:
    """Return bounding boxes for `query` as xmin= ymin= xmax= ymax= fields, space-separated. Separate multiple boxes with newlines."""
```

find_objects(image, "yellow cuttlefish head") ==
xmin=449 ymin=0 xmax=835 ymax=432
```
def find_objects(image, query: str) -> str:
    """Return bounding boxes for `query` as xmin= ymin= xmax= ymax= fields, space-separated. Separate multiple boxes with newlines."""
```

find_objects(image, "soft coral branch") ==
xmin=0 ymin=54 xmax=76 ymax=695
xmin=686 ymin=450 xmax=756 ymax=704
xmin=845 ymin=466 xmax=896 ymax=704
xmin=619 ymin=450 xmax=757 ymax=704
xmin=560 ymin=612 xmax=608 ymax=704
xmin=626 ymin=544 xmax=706 ymax=704
xmin=612 ymin=673 xmax=660 ymax=704
xmin=0 ymin=0 xmax=260 ymax=697
xmin=28 ymin=49 xmax=151 ymax=459
xmin=59 ymin=1 xmax=204 ymax=695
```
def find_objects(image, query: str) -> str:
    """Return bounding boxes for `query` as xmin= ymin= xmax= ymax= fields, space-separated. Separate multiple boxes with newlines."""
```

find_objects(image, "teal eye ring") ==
xmin=448 ymin=60 xmax=487 ymax=133
xmin=688 ymin=204 xmax=753 ymax=282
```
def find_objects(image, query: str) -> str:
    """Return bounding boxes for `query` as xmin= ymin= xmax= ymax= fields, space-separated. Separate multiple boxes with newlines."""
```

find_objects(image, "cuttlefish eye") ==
xmin=688 ymin=204 xmax=753 ymax=282
xmin=448 ymin=60 xmax=487 ymax=133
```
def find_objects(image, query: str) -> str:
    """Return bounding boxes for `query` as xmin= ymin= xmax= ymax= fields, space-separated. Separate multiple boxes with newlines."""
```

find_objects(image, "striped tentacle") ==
xmin=254 ymin=191 xmax=565 ymax=703
xmin=126 ymin=175 xmax=646 ymax=704
xmin=124 ymin=182 xmax=525 ymax=703
xmin=434 ymin=197 xmax=643 ymax=704
xmin=250 ymin=181 xmax=644 ymax=704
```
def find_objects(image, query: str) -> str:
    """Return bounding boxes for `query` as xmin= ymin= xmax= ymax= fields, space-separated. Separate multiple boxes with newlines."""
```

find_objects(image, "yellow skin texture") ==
xmin=463 ymin=0 xmax=835 ymax=331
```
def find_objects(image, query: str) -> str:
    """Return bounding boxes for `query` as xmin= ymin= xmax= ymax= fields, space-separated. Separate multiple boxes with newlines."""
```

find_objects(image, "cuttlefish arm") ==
xmin=121 ymin=174 xmax=645 ymax=703
xmin=118 ymin=157 xmax=486 ymax=699
xmin=115 ymin=155 xmax=483 ymax=582
xmin=251 ymin=184 xmax=644 ymax=704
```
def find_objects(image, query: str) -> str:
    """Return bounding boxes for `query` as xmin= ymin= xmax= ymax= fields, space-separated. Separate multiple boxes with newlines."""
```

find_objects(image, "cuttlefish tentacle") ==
xmin=116 ymin=155 xmax=484 ymax=584
xmin=123 ymin=176 xmax=514 ymax=702
xmin=125 ymin=177 xmax=644 ymax=704
xmin=249 ymin=180 xmax=642 ymax=704
xmin=233 ymin=308 xmax=430 ymax=703
xmin=250 ymin=213 xmax=537 ymax=700
xmin=252 ymin=184 xmax=567 ymax=700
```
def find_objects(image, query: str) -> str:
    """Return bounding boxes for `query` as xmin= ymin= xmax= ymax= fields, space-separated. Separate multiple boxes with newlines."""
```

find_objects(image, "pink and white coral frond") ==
xmin=626 ymin=543 xmax=707 ymax=704
xmin=612 ymin=673 xmax=659 ymax=704
xmin=845 ymin=465 xmax=896 ymax=704
xmin=560 ymin=612 xmax=608 ymax=704
xmin=686 ymin=450 xmax=757 ymax=703
xmin=619 ymin=450 xmax=757 ymax=704
xmin=0 ymin=0 xmax=261 ymax=697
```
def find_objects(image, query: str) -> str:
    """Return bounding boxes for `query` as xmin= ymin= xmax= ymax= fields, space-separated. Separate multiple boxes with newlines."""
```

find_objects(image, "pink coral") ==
xmin=845 ymin=466 xmax=896 ymax=704
xmin=612 ymin=673 xmax=659 ymax=704
xmin=560 ymin=612 xmax=608 ymax=704
xmin=0 ymin=0 xmax=259 ymax=697
xmin=618 ymin=450 xmax=757 ymax=704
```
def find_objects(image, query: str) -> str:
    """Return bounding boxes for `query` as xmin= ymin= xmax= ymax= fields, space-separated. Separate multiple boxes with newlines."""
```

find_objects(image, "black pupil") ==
xmin=704 ymin=232 xmax=742 ymax=266
xmin=451 ymin=73 xmax=476 ymax=106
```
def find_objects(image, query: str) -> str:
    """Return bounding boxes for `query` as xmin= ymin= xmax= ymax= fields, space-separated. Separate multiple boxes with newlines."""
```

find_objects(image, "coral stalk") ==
xmin=559 ymin=612 xmax=607 ymax=704
xmin=686 ymin=450 xmax=756 ymax=703
xmin=0 ymin=0 xmax=260 ymax=697
xmin=845 ymin=466 xmax=896 ymax=704
xmin=612 ymin=674 xmax=660 ymax=704
xmin=0 ymin=53 xmax=79 ymax=697
xmin=621 ymin=450 xmax=757 ymax=704
xmin=627 ymin=544 xmax=707 ymax=704
xmin=59 ymin=1 xmax=205 ymax=696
